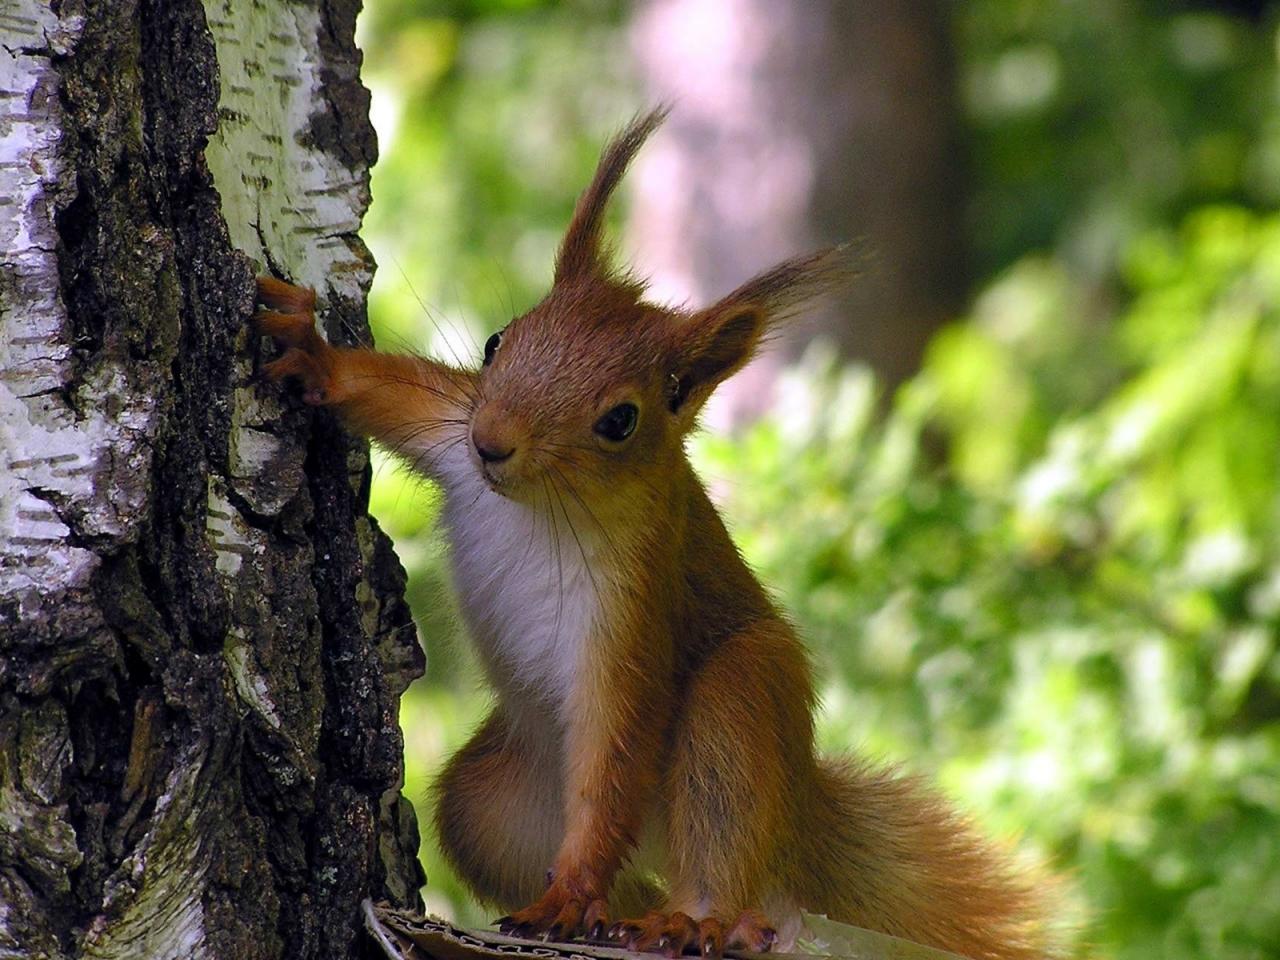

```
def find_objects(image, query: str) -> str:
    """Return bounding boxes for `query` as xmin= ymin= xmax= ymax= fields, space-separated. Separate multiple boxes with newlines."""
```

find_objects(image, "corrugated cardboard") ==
xmin=362 ymin=901 xmax=966 ymax=960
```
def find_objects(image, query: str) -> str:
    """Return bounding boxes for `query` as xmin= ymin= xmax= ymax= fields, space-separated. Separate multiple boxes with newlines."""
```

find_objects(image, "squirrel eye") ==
xmin=594 ymin=403 xmax=639 ymax=443
xmin=483 ymin=331 xmax=502 ymax=366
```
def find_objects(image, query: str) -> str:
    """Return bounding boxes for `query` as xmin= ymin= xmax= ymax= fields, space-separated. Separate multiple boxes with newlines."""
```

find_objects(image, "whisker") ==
xmin=548 ymin=469 xmax=602 ymax=607
xmin=550 ymin=464 xmax=618 ymax=557
xmin=482 ymin=263 xmax=518 ymax=350
xmin=407 ymin=434 xmax=467 ymax=477
xmin=511 ymin=488 xmax=543 ymax=576
xmin=386 ymin=250 xmax=477 ymax=369
xmin=464 ymin=478 xmax=487 ymax=512
xmin=541 ymin=475 xmax=566 ymax=644
xmin=338 ymin=370 xmax=478 ymax=412
xmin=384 ymin=421 xmax=465 ymax=463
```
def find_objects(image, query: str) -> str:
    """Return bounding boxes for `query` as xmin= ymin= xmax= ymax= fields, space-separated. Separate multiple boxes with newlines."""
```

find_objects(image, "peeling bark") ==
xmin=0 ymin=2 xmax=424 ymax=958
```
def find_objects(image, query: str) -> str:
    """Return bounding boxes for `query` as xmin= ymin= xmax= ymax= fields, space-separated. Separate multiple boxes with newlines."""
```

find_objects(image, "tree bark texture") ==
xmin=629 ymin=0 xmax=966 ymax=415
xmin=0 ymin=2 xmax=425 ymax=958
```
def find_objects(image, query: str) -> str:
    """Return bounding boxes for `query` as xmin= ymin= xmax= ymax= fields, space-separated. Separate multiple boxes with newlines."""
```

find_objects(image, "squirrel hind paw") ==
xmin=606 ymin=910 xmax=774 ymax=958
xmin=498 ymin=892 xmax=609 ymax=946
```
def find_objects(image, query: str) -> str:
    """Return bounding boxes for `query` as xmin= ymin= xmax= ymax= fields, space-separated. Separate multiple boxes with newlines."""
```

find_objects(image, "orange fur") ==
xmin=253 ymin=110 xmax=1060 ymax=960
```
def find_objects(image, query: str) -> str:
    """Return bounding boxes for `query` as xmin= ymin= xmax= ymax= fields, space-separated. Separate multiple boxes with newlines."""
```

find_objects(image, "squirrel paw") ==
xmin=496 ymin=891 xmax=609 ymax=944
xmin=606 ymin=909 xmax=776 ymax=958
xmin=604 ymin=911 xmax=773 ymax=957
xmin=252 ymin=276 xmax=334 ymax=405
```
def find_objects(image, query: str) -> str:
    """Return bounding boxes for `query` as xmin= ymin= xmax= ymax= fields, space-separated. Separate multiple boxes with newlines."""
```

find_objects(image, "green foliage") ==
xmin=357 ymin=0 xmax=632 ymax=357
xmin=958 ymin=0 xmax=1280 ymax=283
xmin=695 ymin=207 xmax=1280 ymax=960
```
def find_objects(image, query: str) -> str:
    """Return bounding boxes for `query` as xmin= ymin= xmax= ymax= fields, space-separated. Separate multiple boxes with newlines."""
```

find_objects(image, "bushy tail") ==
xmin=796 ymin=757 xmax=1060 ymax=960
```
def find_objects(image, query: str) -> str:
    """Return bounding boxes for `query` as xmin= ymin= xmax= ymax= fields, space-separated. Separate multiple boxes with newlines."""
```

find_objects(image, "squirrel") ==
xmin=254 ymin=109 xmax=1056 ymax=960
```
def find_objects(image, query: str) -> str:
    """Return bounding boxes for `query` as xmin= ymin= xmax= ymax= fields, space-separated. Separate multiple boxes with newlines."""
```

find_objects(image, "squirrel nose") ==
xmin=475 ymin=440 xmax=514 ymax=464
xmin=471 ymin=404 xmax=520 ymax=466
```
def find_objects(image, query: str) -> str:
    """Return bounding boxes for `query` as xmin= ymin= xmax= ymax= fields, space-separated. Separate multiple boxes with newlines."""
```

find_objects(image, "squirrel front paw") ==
xmin=253 ymin=276 xmax=336 ymax=405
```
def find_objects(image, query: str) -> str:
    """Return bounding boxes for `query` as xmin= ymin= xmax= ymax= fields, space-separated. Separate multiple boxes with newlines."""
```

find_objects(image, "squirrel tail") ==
xmin=796 ymin=756 xmax=1061 ymax=960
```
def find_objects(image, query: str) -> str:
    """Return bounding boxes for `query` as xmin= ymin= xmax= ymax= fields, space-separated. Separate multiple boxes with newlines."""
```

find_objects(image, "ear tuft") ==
xmin=719 ymin=243 xmax=859 ymax=322
xmin=555 ymin=106 xmax=671 ymax=284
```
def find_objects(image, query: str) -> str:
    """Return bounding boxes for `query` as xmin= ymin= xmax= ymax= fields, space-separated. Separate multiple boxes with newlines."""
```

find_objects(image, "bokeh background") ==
xmin=353 ymin=2 xmax=1280 ymax=957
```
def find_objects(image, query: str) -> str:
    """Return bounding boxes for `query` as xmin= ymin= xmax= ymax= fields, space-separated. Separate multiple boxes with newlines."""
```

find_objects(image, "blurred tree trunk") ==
xmin=629 ymin=0 xmax=966 ymax=418
xmin=0 ymin=2 xmax=424 ymax=959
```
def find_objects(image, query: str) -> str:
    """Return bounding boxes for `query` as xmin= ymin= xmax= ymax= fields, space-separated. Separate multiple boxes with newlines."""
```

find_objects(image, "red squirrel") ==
xmin=254 ymin=110 xmax=1055 ymax=960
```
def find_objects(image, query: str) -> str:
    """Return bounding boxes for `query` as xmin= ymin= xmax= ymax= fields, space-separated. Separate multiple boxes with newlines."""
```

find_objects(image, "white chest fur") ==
xmin=440 ymin=473 xmax=601 ymax=716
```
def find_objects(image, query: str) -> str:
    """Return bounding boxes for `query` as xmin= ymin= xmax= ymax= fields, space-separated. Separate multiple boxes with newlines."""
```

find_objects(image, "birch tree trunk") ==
xmin=0 ymin=2 xmax=425 ymax=958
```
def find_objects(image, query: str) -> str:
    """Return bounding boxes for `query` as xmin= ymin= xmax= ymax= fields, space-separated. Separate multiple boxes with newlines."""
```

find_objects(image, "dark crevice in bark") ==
xmin=309 ymin=0 xmax=377 ymax=174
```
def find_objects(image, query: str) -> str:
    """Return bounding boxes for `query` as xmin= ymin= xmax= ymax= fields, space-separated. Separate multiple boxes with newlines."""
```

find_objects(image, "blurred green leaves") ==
xmin=358 ymin=0 xmax=633 ymax=357
xmin=959 ymin=2 xmax=1280 ymax=282
xmin=696 ymin=205 xmax=1280 ymax=960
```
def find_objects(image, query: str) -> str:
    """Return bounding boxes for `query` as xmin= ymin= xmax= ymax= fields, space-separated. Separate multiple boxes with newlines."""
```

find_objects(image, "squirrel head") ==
xmin=468 ymin=108 xmax=851 ymax=506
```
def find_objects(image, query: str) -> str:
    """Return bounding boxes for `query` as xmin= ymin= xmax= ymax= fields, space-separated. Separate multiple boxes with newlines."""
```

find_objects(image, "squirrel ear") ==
xmin=555 ymin=107 xmax=669 ymax=284
xmin=668 ymin=305 xmax=764 ymax=419
xmin=668 ymin=245 xmax=856 ymax=423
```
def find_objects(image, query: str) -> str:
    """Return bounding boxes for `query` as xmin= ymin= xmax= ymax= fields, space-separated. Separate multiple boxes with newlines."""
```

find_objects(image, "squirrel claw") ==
xmin=252 ymin=278 xmax=331 ymax=403
xmin=496 ymin=917 xmax=524 ymax=938
xmin=257 ymin=321 xmax=335 ymax=404
xmin=498 ymin=888 xmax=595 ymax=944
xmin=255 ymin=275 xmax=316 ymax=315
xmin=582 ymin=901 xmax=610 ymax=943
xmin=604 ymin=911 xmax=770 ymax=959
xmin=724 ymin=911 xmax=776 ymax=954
